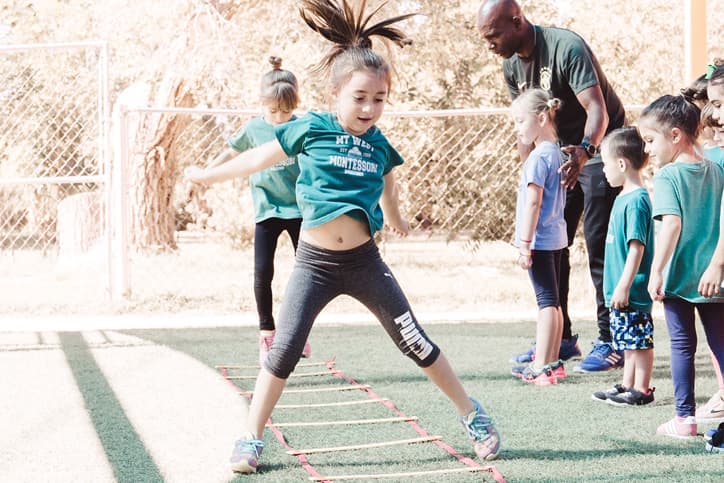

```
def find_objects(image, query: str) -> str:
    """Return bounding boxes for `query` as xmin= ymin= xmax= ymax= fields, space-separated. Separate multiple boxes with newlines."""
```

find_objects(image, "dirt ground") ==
xmin=0 ymin=235 xmax=599 ymax=323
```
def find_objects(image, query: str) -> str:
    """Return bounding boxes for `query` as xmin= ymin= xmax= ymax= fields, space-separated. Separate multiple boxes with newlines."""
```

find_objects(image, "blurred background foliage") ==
xmin=3 ymin=0 xmax=722 ymax=111
xmin=1 ymin=0 xmax=722 ymax=248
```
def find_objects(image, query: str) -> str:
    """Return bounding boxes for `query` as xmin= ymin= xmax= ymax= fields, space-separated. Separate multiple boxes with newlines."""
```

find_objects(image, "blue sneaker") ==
xmin=705 ymin=423 xmax=724 ymax=453
xmin=705 ymin=423 xmax=724 ymax=443
xmin=459 ymin=398 xmax=501 ymax=461
xmin=559 ymin=334 xmax=582 ymax=361
xmin=573 ymin=340 xmax=624 ymax=373
xmin=509 ymin=343 xmax=535 ymax=364
xmin=510 ymin=334 xmax=581 ymax=364
xmin=230 ymin=436 xmax=264 ymax=473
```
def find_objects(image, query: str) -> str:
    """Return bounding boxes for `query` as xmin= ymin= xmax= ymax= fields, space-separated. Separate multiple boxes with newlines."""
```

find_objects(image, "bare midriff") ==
xmin=300 ymin=214 xmax=371 ymax=251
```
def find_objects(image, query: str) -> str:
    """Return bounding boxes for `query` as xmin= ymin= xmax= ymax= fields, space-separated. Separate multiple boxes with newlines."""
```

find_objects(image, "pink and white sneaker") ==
xmin=656 ymin=415 xmax=697 ymax=439
xmin=695 ymin=390 xmax=724 ymax=423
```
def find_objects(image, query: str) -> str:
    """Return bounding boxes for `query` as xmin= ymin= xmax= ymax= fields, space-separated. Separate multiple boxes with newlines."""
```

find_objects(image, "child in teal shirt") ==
xmin=201 ymin=57 xmax=309 ymax=365
xmin=592 ymin=127 xmax=655 ymax=406
xmin=640 ymin=94 xmax=724 ymax=438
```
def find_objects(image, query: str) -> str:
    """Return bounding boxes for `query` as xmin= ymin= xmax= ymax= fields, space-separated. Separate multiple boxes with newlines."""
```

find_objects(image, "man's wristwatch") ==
xmin=580 ymin=138 xmax=600 ymax=158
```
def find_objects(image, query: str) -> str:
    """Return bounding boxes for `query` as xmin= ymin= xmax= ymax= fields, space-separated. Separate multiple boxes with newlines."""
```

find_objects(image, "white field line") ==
xmin=90 ymin=331 xmax=248 ymax=483
xmin=0 ymin=349 xmax=115 ymax=482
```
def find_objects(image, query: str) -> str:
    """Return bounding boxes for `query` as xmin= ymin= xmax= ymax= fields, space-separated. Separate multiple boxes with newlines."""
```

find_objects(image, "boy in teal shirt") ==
xmin=592 ymin=127 xmax=656 ymax=406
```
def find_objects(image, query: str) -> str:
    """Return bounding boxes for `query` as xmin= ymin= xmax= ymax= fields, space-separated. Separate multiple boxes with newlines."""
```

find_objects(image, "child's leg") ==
xmin=421 ymin=352 xmax=475 ymax=415
xmin=535 ymin=307 xmax=562 ymax=368
xmin=611 ymin=309 xmax=654 ymax=389
xmin=528 ymin=250 xmax=562 ymax=367
xmin=246 ymin=241 xmax=340 ymax=437
xmin=283 ymin=218 xmax=302 ymax=251
xmin=630 ymin=349 xmax=654 ymax=392
xmin=253 ymin=219 xmax=285 ymax=331
xmin=344 ymin=240 xmax=499 ymax=459
xmin=344 ymin=242 xmax=473 ymax=410
xmin=712 ymin=352 xmax=724 ymax=390
xmin=663 ymin=298 xmax=698 ymax=417
xmin=622 ymin=350 xmax=636 ymax=389
xmin=697 ymin=302 xmax=724 ymax=382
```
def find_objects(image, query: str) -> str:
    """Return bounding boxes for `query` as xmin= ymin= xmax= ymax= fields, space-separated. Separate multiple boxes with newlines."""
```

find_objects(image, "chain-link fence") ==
xmin=0 ymin=42 xmax=110 ymax=312
xmin=113 ymin=107 xmax=523 ymax=301
xmin=116 ymin=106 xmax=648 ymax=307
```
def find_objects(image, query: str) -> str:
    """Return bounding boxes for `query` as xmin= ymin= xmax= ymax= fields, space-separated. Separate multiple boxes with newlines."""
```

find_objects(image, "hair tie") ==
xmin=706 ymin=63 xmax=717 ymax=80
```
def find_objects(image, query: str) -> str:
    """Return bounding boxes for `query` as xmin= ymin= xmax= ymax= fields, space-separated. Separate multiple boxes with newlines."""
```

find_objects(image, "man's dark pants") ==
xmin=559 ymin=160 xmax=620 ymax=343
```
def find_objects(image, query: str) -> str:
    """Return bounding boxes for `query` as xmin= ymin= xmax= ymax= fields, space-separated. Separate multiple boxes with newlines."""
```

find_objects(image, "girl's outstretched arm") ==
xmin=380 ymin=170 xmax=409 ymax=237
xmin=648 ymin=214 xmax=681 ymax=302
xmin=184 ymin=140 xmax=288 ymax=186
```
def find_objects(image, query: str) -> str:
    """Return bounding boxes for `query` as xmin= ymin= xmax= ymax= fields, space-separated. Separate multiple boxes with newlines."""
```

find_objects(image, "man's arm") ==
xmin=559 ymin=85 xmax=609 ymax=188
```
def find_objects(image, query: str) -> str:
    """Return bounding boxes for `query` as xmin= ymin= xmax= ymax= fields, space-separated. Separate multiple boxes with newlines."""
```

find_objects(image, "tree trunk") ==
xmin=128 ymin=78 xmax=194 ymax=251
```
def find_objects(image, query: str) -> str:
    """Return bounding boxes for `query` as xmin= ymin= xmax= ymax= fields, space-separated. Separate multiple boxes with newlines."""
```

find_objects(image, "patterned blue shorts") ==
xmin=609 ymin=308 xmax=654 ymax=350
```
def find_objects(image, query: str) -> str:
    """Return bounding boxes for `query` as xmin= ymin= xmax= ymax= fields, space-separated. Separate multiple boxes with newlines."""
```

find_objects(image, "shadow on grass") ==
xmin=501 ymin=437 xmax=704 ymax=461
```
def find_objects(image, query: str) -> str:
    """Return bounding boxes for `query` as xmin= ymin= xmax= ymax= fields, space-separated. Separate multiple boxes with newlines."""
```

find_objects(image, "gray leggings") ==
xmin=265 ymin=239 xmax=440 ymax=379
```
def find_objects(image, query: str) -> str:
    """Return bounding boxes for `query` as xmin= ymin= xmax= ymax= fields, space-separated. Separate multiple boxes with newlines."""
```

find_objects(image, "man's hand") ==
xmin=559 ymin=145 xmax=589 ymax=188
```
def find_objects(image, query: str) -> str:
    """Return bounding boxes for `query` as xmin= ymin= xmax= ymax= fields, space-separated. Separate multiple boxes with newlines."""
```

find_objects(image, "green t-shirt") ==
xmin=652 ymin=161 xmax=724 ymax=302
xmin=705 ymin=145 xmax=724 ymax=168
xmin=603 ymin=188 xmax=654 ymax=311
xmin=503 ymin=25 xmax=625 ymax=149
xmin=228 ymin=116 xmax=301 ymax=222
xmin=274 ymin=111 xmax=403 ymax=236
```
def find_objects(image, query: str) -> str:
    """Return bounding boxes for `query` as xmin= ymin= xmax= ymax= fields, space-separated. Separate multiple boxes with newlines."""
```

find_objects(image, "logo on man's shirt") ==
xmin=540 ymin=67 xmax=552 ymax=91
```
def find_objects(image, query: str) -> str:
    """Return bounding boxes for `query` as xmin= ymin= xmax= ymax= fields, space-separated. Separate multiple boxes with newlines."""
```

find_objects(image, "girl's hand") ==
xmin=388 ymin=218 xmax=410 ymax=237
xmin=698 ymin=263 xmax=724 ymax=298
xmin=184 ymin=166 xmax=207 ymax=185
xmin=610 ymin=284 xmax=629 ymax=310
xmin=517 ymin=252 xmax=532 ymax=270
xmin=648 ymin=272 xmax=665 ymax=302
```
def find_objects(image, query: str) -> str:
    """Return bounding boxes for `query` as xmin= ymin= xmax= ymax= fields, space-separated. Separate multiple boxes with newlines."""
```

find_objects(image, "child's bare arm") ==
xmin=380 ymin=170 xmax=409 ymax=236
xmin=648 ymin=215 xmax=681 ymax=302
xmin=185 ymin=140 xmax=287 ymax=186
xmin=611 ymin=240 xmax=645 ymax=309
xmin=518 ymin=183 xmax=543 ymax=270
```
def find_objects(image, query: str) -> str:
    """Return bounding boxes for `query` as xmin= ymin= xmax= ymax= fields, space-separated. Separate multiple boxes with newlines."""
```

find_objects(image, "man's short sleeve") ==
xmin=503 ymin=62 xmax=520 ymax=99
xmin=274 ymin=115 xmax=312 ymax=157
xmin=561 ymin=37 xmax=599 ymax=95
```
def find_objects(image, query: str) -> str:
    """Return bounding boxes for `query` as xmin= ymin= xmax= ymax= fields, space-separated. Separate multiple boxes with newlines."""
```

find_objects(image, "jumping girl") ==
xmin=185 ymin=0 xmax=501 ymax=473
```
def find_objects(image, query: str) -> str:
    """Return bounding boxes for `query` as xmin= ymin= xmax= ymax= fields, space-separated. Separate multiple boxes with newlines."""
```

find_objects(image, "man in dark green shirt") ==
xmin=477 ymin=0 xmax=625 ymax=373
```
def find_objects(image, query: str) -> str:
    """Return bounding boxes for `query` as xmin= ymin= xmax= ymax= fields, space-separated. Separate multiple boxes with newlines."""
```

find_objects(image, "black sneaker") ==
xmin=591 ymin=384 xmax=626 ymax=402
xmin=607 ymin=387 xmax=655 ymax=407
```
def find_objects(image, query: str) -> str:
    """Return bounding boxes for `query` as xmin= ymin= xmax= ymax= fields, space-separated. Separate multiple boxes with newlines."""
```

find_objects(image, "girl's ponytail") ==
xmin=299 ymin=0 xmax=417 ymax=90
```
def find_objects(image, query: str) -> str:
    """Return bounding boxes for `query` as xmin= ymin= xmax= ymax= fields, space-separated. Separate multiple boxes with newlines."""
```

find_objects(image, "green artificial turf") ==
xmin=120 ymin=321 xmax=724 ymax=482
